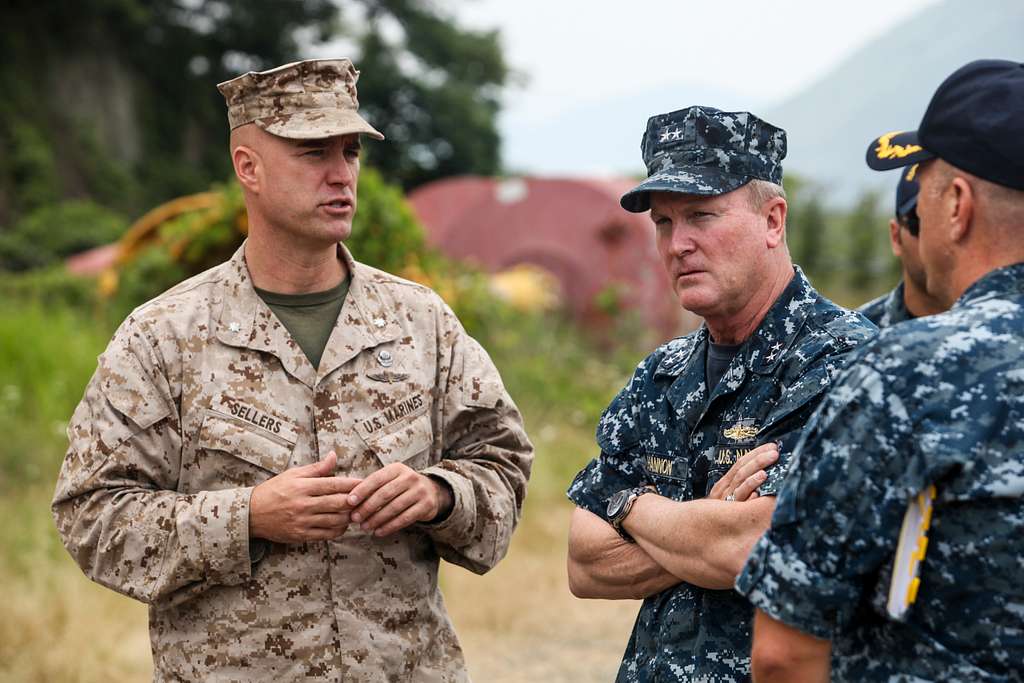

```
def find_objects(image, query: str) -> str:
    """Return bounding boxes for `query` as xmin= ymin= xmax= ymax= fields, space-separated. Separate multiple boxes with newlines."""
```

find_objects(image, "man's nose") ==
xmin=326 ymin=153 xmax=355 ymax=185
xmin=667 ymin=225 xmax=696 ymax=258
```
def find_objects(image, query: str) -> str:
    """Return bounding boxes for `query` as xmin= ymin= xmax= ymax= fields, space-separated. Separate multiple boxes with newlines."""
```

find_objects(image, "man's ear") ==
xmin=889 ymin=218 xmax=903 ymax=258
xmin=947 ymin=176 xmax=975 ymax=244
xmin=765 ymin=197 xmax=788 ymax=249
xmin=232 ymin=144 xmax=261 ymax=194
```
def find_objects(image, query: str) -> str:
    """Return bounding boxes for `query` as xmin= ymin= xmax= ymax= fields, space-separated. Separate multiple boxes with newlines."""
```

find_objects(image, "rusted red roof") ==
xmin=408 ymin=176 xmax=698 ymax=341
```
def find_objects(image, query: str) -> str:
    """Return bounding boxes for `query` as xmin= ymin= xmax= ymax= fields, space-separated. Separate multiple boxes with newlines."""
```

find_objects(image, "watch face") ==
xmin=607 ymin=489 xmax=630 ymax=519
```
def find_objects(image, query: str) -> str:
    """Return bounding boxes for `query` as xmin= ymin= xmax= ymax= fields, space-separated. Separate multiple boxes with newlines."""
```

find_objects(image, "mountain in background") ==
xmin=499 ymin=84 xmax=762 ymax=177
xmin=765 ymin=0 xmax=1024 ymax=205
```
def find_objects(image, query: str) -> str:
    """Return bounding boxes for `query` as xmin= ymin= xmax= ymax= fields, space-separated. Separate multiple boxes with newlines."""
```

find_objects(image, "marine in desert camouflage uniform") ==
xmin=565 ymin=105 xmax=875 ymax=682
xmin=742 ymin=59 xmax=1024 ymax=683
xmin=53 ymin=58 xmax=533 ymax=682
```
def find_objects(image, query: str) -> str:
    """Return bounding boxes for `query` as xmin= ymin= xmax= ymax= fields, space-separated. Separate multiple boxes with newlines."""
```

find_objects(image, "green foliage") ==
xmin=0 ymin=267 xmax=100 ymax=311
xmin=0 ymin=303 xmax=111 ymax=487
xmin=347 ymin=168 xmax=428 ymax=272
xmin=3 ymin=120 xmax=61 ymax=215
xmin=592 ymin=282 xmax=625 ymax=317
xmin=841 ymin=189 xmax=892 ymax=294
xmin=352 ymin=1 xmax=508 ymax=188
xmin=0 ymin=0 xmax=340 ymax=227
xmin=0 ymin=0 xmax=509 ymax=230
xmin=109 ymin=183 xmax=243 ymax=321
xmin=784 ymin=172 xmax=897 ymax=304
xmin=0 ymin=201 xmax=127 ymax=271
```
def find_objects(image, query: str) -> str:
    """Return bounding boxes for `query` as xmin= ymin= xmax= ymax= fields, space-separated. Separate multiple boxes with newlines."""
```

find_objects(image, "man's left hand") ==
xmin=345 ymin=464 xmax=453 ymax=536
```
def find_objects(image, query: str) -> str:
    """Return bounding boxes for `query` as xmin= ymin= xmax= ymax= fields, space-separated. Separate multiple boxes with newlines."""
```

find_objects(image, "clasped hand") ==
xmin=249 ymin=452 xmax=452 ymax=543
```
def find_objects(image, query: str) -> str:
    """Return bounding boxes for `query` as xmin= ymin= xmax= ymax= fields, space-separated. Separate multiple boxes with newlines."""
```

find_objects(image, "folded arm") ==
xmin=622 ymin=494 xmax=775 ymax=589
xmin=567 ymin=506 xmax=680 ymax=599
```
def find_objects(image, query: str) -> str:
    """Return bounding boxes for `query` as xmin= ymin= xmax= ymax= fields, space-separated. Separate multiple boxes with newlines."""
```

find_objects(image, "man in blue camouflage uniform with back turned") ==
xmin=740 ymin=59 xmax=1024 ymax=683
xmin=858 ymin=167 xmax=944 ymax=327
xmin=565 ymin=106 xmax=876 ymax=682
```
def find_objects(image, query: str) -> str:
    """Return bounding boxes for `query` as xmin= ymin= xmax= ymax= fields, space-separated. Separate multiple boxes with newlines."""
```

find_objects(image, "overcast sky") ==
xmin=452 ymin=0 xmax=938 ymax=173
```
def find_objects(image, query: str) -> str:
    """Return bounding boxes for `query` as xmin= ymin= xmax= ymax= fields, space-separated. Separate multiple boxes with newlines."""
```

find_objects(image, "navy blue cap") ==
xmin=895 ymin=164 xmax=919 ymax=218
xmin=621 ymin=106 xmax=787 ymax=213
xmin=866 ymin=59 xmax=1024 ymax=190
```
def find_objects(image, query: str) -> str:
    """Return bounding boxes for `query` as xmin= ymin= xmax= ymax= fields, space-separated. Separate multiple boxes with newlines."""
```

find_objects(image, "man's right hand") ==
xmin=249 ymin=452 xmax=360 ymax=543
xmin=708 ymin=442 xmax=779 ymax=502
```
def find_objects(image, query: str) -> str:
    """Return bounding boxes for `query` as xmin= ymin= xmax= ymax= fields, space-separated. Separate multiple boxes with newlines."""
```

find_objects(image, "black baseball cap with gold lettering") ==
xmin=865 ymin=59 xmax=1024 ymax=190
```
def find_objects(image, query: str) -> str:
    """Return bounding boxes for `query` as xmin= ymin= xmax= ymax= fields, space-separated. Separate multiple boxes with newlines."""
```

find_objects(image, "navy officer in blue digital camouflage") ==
xmin=741 ymin=59 xmax=1024 ymax=682
xmin=565 ymin=106 xmax=877 ymax=682
xmin=858 ymin=166 xmax=945 ymax=328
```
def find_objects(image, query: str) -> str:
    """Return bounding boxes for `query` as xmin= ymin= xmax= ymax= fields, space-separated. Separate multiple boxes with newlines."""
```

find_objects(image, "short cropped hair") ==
xmin=745 ymin=179 xmax=787 ymax=210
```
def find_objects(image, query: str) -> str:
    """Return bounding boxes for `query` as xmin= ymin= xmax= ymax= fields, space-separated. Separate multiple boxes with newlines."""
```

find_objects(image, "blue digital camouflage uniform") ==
xmin=738 ymin=263 xmax=1024 ymax=682
xmin=858 ymin=281 xmax=913 ymax=328
xmin=568 ymin=267 xmax=876 ymax=682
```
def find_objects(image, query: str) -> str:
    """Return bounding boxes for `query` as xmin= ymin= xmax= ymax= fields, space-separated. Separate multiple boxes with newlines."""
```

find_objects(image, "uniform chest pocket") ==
xmin=195 ymin=410 xmax=298 ymax=487
xmin=359 ymin=410 xmax=434 ymax=471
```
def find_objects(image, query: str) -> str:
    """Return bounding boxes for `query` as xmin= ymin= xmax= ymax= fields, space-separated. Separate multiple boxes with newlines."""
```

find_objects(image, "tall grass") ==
xmin=0 ymin=303 xmax=111 ymax=488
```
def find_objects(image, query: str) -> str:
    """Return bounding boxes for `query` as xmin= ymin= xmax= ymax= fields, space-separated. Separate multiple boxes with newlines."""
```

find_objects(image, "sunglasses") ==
xmin=899 ymin=209 xmax=920 ymax=237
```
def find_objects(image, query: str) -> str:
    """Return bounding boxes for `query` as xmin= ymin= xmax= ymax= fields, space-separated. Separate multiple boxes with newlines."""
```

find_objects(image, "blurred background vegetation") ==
xmin=0 ymin=1 xmax=899 ymax=680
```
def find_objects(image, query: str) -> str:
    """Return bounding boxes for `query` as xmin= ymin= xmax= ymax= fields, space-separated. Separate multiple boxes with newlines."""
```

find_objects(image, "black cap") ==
xmin=866 ymin=59 xmax=1024 ymax=190
xmin=895 ymin=165 xmax=919 ymax=219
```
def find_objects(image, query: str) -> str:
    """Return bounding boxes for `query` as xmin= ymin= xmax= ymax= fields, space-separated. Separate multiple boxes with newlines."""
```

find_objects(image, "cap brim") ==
xmin=620 ymin=169 xmax=751 ymax=212
xmin=255 ymin=109 xmax=385 ymax=141
xmin=866 ymin=130 xmax=934 ymax=171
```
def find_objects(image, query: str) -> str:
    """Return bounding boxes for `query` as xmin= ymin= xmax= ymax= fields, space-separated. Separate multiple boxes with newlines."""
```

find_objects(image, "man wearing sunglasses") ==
xmin=858 ymin=167 xmax=944 ymax=327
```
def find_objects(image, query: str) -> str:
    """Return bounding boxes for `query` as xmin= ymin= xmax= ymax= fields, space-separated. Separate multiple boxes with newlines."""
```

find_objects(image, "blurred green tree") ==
xmin=843 ymin=189 xmax=890 ymax=294
xmin=0 ymin=0 xmax=508 ymax=233
xmin=0 ymin=200 xmax=128 ymax=271
xmin=351 ymin=0 xmax=509 ymax=189
xmin=784 ymin=174 xmax=830 ymax=287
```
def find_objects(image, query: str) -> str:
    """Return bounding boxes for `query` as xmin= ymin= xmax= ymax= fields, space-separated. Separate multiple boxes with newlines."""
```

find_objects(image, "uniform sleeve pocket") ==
xmin=461 ymin=337 xmax=503 ymax=409
xmin=199 ymin=410 xmax=297 ymax=474
xmin=362 ymin=411 xmax=434 ymax=469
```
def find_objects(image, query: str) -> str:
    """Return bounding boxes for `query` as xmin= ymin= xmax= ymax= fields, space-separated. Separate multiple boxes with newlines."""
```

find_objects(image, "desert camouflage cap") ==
xmin=621 ymin=106 xmax=787 ymax=213
xmin=217 ymin=58 xmax=384 ymax=141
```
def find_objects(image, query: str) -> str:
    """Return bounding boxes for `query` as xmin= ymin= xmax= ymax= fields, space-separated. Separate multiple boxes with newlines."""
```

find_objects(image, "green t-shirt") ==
xmin=254 ymin=277 xmax=350 ymax=370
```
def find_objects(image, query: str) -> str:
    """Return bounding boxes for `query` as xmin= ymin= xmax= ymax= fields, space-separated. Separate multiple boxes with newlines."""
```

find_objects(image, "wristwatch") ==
xmin=606 ymin=486 xmax=653 ymax=542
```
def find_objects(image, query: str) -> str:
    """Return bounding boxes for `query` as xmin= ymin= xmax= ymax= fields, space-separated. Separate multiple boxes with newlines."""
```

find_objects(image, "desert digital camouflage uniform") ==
xmin=738 ymin=263 xmax=1024 ymax=681
xmin=53 ymin=243 xmax=532 ymax=682
xmin=567 ymin=268 xmax=876 ymax=682
xmin=858 ymin=280 xmax=913 ymax=328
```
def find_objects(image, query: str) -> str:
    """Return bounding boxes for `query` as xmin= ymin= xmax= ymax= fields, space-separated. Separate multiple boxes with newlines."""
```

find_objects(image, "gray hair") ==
xmin=745 ymin=179 xmax=787 ymax=209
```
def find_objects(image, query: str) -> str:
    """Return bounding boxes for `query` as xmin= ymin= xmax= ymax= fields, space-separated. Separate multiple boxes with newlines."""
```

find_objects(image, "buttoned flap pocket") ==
xmin=198 ymin=409 xmax=298 ymax=474
xmin=357 ymin=404 xmax=434 ymax=469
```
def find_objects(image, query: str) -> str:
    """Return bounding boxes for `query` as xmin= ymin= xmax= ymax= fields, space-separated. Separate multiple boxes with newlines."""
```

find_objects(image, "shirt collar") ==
xmin=655 ymin=266 xmax=817 ymax=378
xmin=954 ymin=262 xmax=1024 ymax=308
xmin=214 ymin=241 xmax=402 ymax=387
